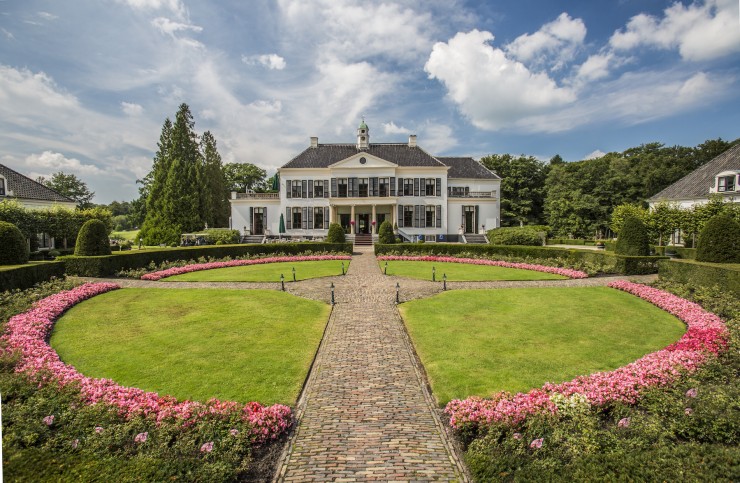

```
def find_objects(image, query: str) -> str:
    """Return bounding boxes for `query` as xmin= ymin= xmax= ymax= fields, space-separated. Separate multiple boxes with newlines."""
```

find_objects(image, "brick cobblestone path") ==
xmin=275 ymin=246 xmax=466 ymax=482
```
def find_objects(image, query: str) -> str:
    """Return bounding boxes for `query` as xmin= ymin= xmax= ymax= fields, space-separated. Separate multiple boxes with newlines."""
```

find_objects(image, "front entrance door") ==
xmin=357 ymin=213 xmax=371 ymax=234
xmin=464 ymin=206 xmax=477 ymax=233
xmin=253 ymin=211 xmax=264 ymax=235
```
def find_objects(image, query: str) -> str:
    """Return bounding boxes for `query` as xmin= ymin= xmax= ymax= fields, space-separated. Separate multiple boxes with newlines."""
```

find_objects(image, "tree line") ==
xmin=480 ymin=138 xmax=738 ymax=238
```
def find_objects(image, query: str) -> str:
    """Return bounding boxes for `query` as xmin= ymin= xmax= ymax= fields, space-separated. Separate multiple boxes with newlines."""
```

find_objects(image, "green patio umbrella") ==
xmin=278 ymin=213 xmax=286 ymax=239
xmin=271 ymin=172 xmax=280 ymax=191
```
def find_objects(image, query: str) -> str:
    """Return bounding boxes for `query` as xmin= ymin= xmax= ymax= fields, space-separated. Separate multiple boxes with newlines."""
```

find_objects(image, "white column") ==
xmin=350 ymin=205 xmax=355 ymax=234
xmin=371 ymin=205 xmax=377 ymax=234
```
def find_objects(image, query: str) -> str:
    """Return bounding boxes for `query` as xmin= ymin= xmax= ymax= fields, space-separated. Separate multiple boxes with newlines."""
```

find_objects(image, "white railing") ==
xmin=448 ymin=190 xmax=497 ymax=198
xmin=235 ymin=192 xmax=279 ymax=199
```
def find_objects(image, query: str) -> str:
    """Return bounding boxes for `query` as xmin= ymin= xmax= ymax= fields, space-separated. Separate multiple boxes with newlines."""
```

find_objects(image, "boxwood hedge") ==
xmin=0 ymin=262 xmax=66 ymax=292
xmin=658 ymin=259 xmax=740 ymax=297
xmin=60 ymin=242 xmax=353 ymax=277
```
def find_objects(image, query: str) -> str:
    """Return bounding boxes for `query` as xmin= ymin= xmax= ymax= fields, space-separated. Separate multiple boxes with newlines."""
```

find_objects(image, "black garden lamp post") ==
xmin=292 ymin=266 xmax=296 ymax=282
xmin=396 ymin=282 xmax=400 ymax=304
xmin=330 ymin=282 xmax=335 ymax=305
xmin=432 ymin=266 xmax=436 ymax=282
xmin=280 ymin=274 xmax=285 ymax=291
xmin=384 ymin=261 xmax=388 ymax=274
xmin=443 ymin=273 xmax=447 ymax=291
xmin=341 ymin=261 xmax=345 ymax=275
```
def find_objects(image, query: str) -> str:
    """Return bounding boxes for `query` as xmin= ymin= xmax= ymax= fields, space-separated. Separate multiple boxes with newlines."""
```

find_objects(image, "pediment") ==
xmin=329 ymin=153 xmax=397 ymax=169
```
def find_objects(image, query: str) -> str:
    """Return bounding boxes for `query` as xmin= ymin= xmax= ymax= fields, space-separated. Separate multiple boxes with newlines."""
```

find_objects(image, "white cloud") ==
xmin=1 ymin=28 xmax=14 ymax=40
xmin=117 ymin=0 xmax=186 ymax=19
xmin=37 ymin=11 xmax=58 ymax=21
xmin=121 ymin=102 xmax=144 ymax=116
xmin=383 ymin=122 xmax=411 ymax=135
xmin=584 ymin=149 xmax=606 ymax=160
xmin=242 ymin=54 xmax=286 ymax=70
xmin=25 ymin=151 xmax=103 ymax=176
xmin=151 ymin=17 xmax=202 ymax=36
xmin=576 ymin=53 xmax=616 ymax=82
xmin=610 ymin=0 xmax=740 ymax=61
xmin=425 ymin=30 xmax=576 ymax=131
xmin=506 ymin=13 xmax=586 ymax=70
xmin=418 ymin=122 xmax=457 ymax=154
xmin=0 ymin=65 xmax=79 ymax=111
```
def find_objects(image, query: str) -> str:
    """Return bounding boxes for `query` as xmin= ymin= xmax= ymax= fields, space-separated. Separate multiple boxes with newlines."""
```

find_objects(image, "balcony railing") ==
xmin=234 ymin=192 xmax=280 ymax=200
xmin=448 ymin=190 xmax=497 ymax=198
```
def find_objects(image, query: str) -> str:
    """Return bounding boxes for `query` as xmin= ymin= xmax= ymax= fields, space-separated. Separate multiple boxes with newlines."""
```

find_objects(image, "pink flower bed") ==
xmin=444 ymin=281 xmax=728 ymax=431
xmin=1 ymin=283 xmax=292 ymax=443
xmin=376 ymin=255 xmax=588 ymax=279
xmin=141 ymin=255 xmax=353 ymax=281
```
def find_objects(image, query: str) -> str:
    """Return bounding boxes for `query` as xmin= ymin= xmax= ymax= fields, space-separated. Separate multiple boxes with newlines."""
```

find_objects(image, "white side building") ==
xmin=230 ymin=122 xmax=501 ymax=242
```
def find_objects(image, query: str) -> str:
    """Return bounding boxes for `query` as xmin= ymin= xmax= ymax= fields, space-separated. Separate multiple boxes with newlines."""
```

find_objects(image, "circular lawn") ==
xmin=50 ymin=288 xmax=330 ymax=405
xmin=399 ymin=286 xmax=687 ymax=405
xmin=162 ymin=260 xmax=349 ymax=282
xmin=380 ymin=260 xmax=568 ymax=281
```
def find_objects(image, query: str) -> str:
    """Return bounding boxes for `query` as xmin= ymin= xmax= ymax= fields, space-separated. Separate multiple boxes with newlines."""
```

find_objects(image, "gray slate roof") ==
xmin=649 ymin=143 xmax=740 ymax=201
xmin=282 ymin=143 xmax=446 ymax=169
xmin=437 ymin=157 xmax=500 ymax=180
xmin=0 ymin=164 xmax=74 ymax=203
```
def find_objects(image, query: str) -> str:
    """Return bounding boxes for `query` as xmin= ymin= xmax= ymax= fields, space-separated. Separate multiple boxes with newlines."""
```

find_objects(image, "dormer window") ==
xmin=718 ymin=175 xmax=736 ymax=192
xmin=0 ymin=176 xmax=5 ymax=196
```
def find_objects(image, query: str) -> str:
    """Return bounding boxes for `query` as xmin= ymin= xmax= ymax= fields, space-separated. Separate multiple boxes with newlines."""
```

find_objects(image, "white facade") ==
xmin=230 ymin=125 xmax=500 ymax=241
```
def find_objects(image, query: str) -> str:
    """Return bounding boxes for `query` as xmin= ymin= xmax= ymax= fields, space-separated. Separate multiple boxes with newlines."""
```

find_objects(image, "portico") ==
xmin=330 ymin=201 xmax=397 ymax=234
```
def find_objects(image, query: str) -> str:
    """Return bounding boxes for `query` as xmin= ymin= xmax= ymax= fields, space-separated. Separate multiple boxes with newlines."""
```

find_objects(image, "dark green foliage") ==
xmin=464 ymin=280 xmax=740 ymax=482
xmin=378 ymin=220 xmax=395 ymax=244
xmin=202 ymin=229 xmax=240 ymax=245
xmin=224 ymin=162 xmax=267 ymax=193
xmin=41 ymin=171 xmax=95 ymax=209
xmin=615 ymin=216 xmax=650 ymax=256
xmin=0 ymin=221 xmax=29 ymax=265
xmin=326 ymin=223 xmax=346 ymax=243
xmin=61 ymin=242 xmax=353 ymax=277
xmin=200 ymin=131 xmax=230 ymax=228
xmin=696 ymin=214 xmax=740 ymax=263
xmin=486 ymin=226 xmax=544 ymax=246
xmin=659 ymin=260 xmax=740 ymax=297
xmin=479 ymin=154 xmax=548 ymax=226
xmin=674 ymin=247 xmax=697 ymax=259
xmin=0 ymin=262 xmax=66 ymax=292
xmin=74 ymin=220 xmax=111 ymax=256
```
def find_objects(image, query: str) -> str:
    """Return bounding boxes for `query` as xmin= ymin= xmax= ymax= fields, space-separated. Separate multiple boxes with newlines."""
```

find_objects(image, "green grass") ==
xmin=399 ymin=287 xmax=686 ymax=405
xmin=50 ymin=289 xmax=331 ymax=405
xmin=164 ymin=260 xmax=349 ymax=282
xmin=110 ymin=230 xmax=139 ymax=242
xmin=0 ymin=260 xmax=57 ymax=271
xmin=380 ymin=260 xmax=567 ymax=281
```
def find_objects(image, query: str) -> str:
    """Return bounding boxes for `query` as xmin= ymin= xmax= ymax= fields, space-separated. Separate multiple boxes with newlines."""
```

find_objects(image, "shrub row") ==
xmin=0 ymin=262 xmax=66 ymax=292
xmin=60 ymin=242 xmax=354 ymax=277
xmin=374 ymin=244 xmax=666 ymax=275
xmin=486 ymin=227 xmax=544 ymax=246
xmin=548 ymin=238 xmax=599 ymax=245
xmin=658 ymin=259 xmax=740 ymax=297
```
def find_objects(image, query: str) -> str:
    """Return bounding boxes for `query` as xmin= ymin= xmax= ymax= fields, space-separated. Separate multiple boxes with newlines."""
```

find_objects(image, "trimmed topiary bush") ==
xmin=615 ymin=216 xmax=650 ymax=256
xmin=487 ymin=227 xmax=544 ymax=246
xmin=326 ymin=223 xmax=346 ymax=243
xmin=378 ymin=220 xmax=395 ymax=244
xmin=696 ymin=214 xmax=740 ymax=263
xmin=74 ymin=219 xmax=112 ymax=256
xmin=0 ymin=221 xmax=29 ymax=265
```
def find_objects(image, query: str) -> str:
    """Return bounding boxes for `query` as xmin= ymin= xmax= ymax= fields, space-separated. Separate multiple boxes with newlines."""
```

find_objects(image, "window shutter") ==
xmin=324 ymin=180 xmax=330 ymax=198
xmin=436 ymin=205 xmax=441 ymax=228
xmin=475 ymin=205 xmax=480 ymax=232
xmin=331 ymin=178 xmax=337 ymax=197
xmin=436 ymin=178 xmax=441 ymax=197
xmin=413 ymin=205 xmax=419 ymax=228
xmin=350 ymin=177 xmax=358 ymax=197
xmin=390 ymin=177 xmax=396 ymax=196
xmin=398 ymin=205 xmax=404 ymax=228
xmin=249 ymin=207 xmax=254 ymax=233
xmin=462 ymin=206 xmax=465 ymax=232
xmin=302 ymin=180 xmax=308 ymax=198
xmin=308 ymin=180 xmax=313 ymax=198
xmin=397 ymin=177 xmax=403 ymax=196
xmin=324 ymin=207 xmax=329 ymax=229
xmin=308 ymin=207 xmax=313 ymax=229
xmin=371 ymin=177 xmax=378 ymax=197
xmin=302 ymin=207 xmax=308 ymax=229
xmin=263 ymin=207 xmax=267 ymax=232
xmin=286 ymin=180 xmax=291 ymax=199
xmin=286 ymin=207 xmax=292 ymax=229
xmin=414 ymin=178 xmax=420 ymax=197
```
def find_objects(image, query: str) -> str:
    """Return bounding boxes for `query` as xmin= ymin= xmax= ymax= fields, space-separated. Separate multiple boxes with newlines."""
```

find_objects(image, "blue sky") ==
xmin=1 ymin=0 xmax=739 ymax=204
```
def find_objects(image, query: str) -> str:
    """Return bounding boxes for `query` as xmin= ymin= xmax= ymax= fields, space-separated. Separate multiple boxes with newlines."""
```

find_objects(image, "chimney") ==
xmin=408 ymin=134 xmax=417 ymax=147
xmin=310 ymin=136 xmax=318 ymax=148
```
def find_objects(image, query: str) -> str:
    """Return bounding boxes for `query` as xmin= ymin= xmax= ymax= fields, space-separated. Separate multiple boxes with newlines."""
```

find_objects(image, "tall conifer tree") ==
xmin=200 ymin=131 xmax=229 ymax=227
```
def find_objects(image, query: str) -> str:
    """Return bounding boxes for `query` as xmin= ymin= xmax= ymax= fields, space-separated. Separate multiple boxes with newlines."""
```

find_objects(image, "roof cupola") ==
xmin=357 ymin=117 xmax=369 ymax=150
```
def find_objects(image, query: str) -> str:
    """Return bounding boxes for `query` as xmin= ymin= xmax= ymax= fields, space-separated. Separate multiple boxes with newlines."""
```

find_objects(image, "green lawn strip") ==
xmin=0 ymin=261 xmax=57 ymax=271
xmin=163 ymin=260 xmax=349 ymax=282
xmin=111 ymin=230 xmax=139 ymax=242
xmin=380 ymin=260 xmax=567 ymax=281
xmin=50 ymin=288 xmax=330 ymax=405
xmin=399 ymin=287 xmax=686 ymax=405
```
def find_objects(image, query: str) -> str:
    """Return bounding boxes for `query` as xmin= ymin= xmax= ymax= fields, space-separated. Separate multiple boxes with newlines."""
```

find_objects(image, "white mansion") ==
xmin=230 ymin=122 xmax=501 ymax=242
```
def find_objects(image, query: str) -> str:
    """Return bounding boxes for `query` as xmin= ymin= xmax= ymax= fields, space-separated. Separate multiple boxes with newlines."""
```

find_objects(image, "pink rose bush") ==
xmin=2 ymin=283 xmax=293 ymax=444
xmin=141 ymin=255 xmax=352 ymax=281
xmin=376 ymin=255 xmax=588 ymax=279
xmin=445 ymin=281 xmax=727 ymax=433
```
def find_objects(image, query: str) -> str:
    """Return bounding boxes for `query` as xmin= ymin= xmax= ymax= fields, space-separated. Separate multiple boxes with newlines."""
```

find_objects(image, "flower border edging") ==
xmin=141 ymin=255 xmax=353 ymax=281
xmin=444 ymin=281 xmax=727 ymax=431
xmin=376 ymin=255 xmax=588 ymax=279
xmin=1 ymin=283 xmax=292 ymax=443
